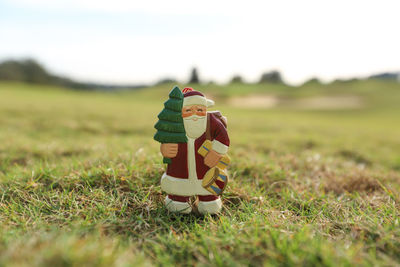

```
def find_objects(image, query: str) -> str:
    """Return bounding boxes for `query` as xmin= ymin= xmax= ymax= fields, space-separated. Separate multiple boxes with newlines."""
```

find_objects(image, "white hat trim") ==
xmin=183 ymin=95 xmax=206 ymax=107
xmin=183 ymin=95 xmax=203 ymax=106
xmin=183 ymin=95 xmax=214 ymax=107
xmin=206 ymin=99 xmax=215 ymax=107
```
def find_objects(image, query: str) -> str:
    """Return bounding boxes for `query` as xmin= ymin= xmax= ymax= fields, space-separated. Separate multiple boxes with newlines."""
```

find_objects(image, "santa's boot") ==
xmin=165 ymin=195 xmax=192 ymax=214
xmin=197 ymin=195 xmax=222 ymax=215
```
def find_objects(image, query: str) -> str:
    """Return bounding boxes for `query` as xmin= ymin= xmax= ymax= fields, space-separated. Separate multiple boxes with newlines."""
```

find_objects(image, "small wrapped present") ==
xmin=202 ymin=167 xmax=228 ymax=195
xmin=198 ymin=140 xmax=231 ymax=170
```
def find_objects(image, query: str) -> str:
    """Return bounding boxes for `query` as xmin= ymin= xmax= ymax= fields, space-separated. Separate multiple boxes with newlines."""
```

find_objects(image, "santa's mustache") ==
xmin=183 ymin=115 xmax=206 ymax=122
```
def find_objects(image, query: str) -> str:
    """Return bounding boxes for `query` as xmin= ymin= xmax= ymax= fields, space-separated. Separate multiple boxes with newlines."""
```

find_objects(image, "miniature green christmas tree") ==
xmin=154 ymin=86 xmax=187 ymax=164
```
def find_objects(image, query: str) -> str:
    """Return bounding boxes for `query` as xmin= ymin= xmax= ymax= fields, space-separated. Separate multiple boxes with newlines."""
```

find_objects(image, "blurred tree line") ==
xmin=0 ymin=59 xmax=80 ymax=88
xmin=1 ymin=59 xmax=398 ymax=90
xmin=0 ymin=59 xmax=54 ymax=84
xmin=185 ymin=68 xmax=285 ymax=85
xmin=0 ymin=59 xmax=145 ymax=90
xmin=0 ymin=59 xmax=49 ymax=83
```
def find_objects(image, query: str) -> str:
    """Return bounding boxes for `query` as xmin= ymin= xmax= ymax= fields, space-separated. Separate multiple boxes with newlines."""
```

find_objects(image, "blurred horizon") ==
xmin=1 ymin=57 xmax=399 ymax=90
xmin=1 ymin=0 xmax=399 ymax=86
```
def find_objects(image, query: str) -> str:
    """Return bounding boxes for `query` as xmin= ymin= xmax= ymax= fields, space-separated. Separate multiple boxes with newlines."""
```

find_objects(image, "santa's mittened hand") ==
xmin=204 ymin=150 xmax=222 ymax=168
xmin=160 ymin=143 xmax=178 ymax=158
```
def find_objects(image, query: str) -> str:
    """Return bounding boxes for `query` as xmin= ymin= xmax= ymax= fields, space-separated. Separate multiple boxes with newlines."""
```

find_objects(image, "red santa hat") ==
xmin=182 ymin=88 xmax=214 ymax=107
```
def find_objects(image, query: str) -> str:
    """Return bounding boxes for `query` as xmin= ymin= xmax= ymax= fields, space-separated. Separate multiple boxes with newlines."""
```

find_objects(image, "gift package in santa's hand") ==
xmin=198 ymin=139 xmax=230 ymax=195
xmin=154 ymin=86 xmax=230 ymax=215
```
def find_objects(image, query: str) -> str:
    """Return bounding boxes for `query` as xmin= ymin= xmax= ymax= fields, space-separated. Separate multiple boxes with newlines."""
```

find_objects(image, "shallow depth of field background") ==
xmin=1 ymin=80 xmax=399 ymax=266
xmin=1 ymin=1 xmax=400 ymax=266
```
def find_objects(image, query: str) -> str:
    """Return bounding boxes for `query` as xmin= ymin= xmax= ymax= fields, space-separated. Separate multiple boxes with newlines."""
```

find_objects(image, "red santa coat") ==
xmin=160 ymin=113 xmax=230 ymax=196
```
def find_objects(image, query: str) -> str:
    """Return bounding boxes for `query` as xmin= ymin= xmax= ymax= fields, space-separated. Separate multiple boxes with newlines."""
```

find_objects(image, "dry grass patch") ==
xmin=322 ymin=170 xmax=382 ymax=194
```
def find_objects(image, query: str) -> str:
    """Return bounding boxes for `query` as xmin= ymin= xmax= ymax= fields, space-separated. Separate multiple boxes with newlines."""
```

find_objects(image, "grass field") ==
xmin=0 ymin=81 xmax=399 ymax=266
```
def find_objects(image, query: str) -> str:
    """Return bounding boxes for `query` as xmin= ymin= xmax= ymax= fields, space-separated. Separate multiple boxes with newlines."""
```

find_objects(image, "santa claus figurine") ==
xmin=156 ymin=87 xmax=230 ymax=214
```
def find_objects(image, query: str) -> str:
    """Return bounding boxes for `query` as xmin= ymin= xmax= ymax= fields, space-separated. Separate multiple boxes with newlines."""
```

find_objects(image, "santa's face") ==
xmin=182 ymin=105 xmax=207 ymax=139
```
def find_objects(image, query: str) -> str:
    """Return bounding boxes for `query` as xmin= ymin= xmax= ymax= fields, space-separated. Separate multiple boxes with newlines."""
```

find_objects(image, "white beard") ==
xmin=183 ymin=115 xmax=207 ymax=139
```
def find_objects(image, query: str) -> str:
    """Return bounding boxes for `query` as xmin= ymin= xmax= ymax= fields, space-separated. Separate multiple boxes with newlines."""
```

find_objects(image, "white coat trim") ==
xmin=198 ymin=198 xmax=222 ymax=214
xmin=160 ymin=137 xmax=211 ymax=196
xmin=212 ymin=140 xmax=229 ymax=154
xmin=187 ymin=137 xmax=197 ymax=182
xmin=160 ymin=173 xmax=211 ymax=196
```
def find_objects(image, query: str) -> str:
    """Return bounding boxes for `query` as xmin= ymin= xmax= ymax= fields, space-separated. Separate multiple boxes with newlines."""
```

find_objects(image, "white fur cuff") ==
xmin=212 ymin=140 xmax=229 ymax=154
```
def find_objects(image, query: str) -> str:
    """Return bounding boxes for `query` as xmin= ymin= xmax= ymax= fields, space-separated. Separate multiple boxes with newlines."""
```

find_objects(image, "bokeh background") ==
xmin=0 ymin=1 xmax=400 ymax=266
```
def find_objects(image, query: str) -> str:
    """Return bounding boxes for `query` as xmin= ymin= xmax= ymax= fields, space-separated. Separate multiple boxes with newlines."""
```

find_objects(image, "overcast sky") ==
xmin=0 ymin=0 xmax=399 ymax=85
